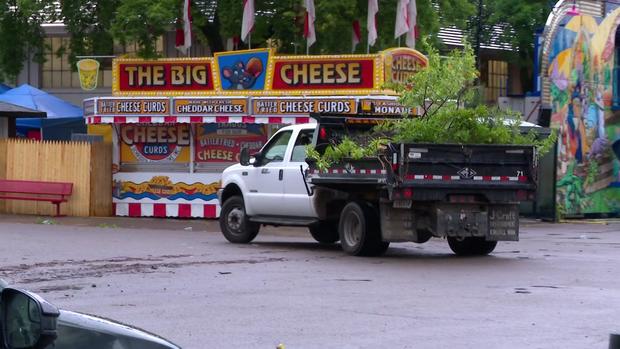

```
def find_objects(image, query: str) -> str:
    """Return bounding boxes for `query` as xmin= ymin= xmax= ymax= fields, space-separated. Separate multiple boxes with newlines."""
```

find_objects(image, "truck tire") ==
xmin=308 ymin=221 xmax=339 ymax=243
xmin=447 ymin=237 xmax=497 ymax=256
xmin=338 ymin=201 xmax=389 ymax=256
xmin=219 ymin=196 xmax=260 ymax=243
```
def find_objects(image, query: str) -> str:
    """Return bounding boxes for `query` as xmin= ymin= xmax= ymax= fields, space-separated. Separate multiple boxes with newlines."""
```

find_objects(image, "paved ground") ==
xmin=0 ymin=214 xmax=619 ymax=349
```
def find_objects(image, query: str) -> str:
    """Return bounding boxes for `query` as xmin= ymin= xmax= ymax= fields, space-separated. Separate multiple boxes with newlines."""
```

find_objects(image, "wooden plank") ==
xmin=89 ymin=142 xmax=113 ymax=216
xmin=0 ymin=139 xmax=6 ymax=212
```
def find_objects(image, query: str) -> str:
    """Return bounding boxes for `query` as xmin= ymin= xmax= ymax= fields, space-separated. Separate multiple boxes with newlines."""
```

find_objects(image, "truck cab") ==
xmin=218 ymin=123 xmax=329 ymax=244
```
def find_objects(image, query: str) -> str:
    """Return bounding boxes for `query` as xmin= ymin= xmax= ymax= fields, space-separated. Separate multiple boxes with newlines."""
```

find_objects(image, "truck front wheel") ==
xmin=339 ymin=201 xmax=389 ymax=256
xmin=309 ymin=221 xmax=339 ymax=243
xmin=219 ymin=196 xmax=260 ymax=243
xmin=447 ymin=237 xmax=497 ymax=256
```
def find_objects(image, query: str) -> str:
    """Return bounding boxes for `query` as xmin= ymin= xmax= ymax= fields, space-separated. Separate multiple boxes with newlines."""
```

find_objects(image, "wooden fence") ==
xmin=0 ymin=139 xmax=6 ymax=212
xmin=0 ymin=139 xmax=112 ymax=217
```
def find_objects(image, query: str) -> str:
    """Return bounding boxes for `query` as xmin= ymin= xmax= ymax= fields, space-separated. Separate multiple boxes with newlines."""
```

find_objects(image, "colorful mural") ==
xmin=548 ymin=11 xmax=620 ymax=216
xmin=113 ymin=176 xmax=219 ymax=201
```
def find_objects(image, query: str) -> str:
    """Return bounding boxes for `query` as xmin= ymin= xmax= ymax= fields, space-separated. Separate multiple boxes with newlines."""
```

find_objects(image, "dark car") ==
xmin=0 ymin=279 xmax=181 ymax=349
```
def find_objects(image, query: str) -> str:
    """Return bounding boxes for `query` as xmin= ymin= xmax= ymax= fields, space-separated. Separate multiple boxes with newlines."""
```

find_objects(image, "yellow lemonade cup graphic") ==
xmin=77 ymin=59 xmax=100 ymax=90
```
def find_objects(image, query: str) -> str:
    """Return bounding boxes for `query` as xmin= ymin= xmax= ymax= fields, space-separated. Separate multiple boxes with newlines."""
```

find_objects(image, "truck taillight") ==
xmin=319 ymin=127 xmax=327 ymax=141
xmin=403 ymin=188 xmax=413 ymax=198
xmin=516 ymin=190 xmax=535 ymax=201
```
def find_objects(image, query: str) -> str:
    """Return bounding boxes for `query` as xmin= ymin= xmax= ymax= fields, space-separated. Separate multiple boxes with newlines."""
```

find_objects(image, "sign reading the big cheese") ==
xmin=111 ymin=48 xmax=425 ymax=96
xmin=116 ymin=60 xmax=215 ymax=93
xmin=271 ymin=57 xmax=376 ymax=91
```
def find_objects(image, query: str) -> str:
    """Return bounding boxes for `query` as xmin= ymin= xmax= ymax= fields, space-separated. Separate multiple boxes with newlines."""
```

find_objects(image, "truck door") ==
xmin=245 ymin=130 xmax=292 ymax=215
xmin=279 ymin=128 xmax=316 ymax=217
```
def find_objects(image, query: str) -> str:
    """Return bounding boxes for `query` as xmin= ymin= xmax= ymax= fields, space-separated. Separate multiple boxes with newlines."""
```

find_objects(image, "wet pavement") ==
xmin=1 ymin=214 xmax=619 ymax=348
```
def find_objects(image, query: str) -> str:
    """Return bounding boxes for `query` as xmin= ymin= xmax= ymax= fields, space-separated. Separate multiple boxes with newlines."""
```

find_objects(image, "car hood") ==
xmin=54 ymin=309 xmax=181 ymax=349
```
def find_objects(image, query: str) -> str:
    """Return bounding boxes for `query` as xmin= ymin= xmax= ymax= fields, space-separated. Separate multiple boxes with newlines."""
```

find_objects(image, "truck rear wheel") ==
xmin=219 ymin=195 xmax=260 ymax=243
xmin=339 ymin=201 xmax=389 ymax=256
xmin=447 ymin=237 xmax=497 ymax=256
xmin=308 ymin=221 xmax=339 ymax=243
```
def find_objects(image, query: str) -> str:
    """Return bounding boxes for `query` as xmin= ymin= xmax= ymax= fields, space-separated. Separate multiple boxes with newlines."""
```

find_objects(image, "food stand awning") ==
xmin=0 ymin=101 xmax=47 ymax=118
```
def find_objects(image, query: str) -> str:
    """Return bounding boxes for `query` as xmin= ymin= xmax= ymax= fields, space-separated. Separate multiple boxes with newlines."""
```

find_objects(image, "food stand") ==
xmin=83 ymin=48 xmax=427 ymax=218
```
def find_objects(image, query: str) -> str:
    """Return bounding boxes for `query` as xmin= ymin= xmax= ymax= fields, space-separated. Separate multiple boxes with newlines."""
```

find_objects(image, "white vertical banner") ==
xmin=406 ymin=0 xmax=418 ymax=49
xmin=241 ymin=0 xmax=255 ymax=44
xmin=304 ymin=0 xmax=317 ymax=52
xmin=367 ymin=0 xmax=379 ymax=51
xmin=395 ymin=0 xmax=410 ymax=39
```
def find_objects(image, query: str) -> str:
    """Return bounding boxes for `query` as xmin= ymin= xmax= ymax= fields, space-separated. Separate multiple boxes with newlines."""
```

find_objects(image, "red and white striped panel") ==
xmin=405 ymin=174 xmax=528 ymax=182
xmin=309 ymin=169 xmax=387 ymax=175
xmin=114 ymin=203 xmax=220 ymax=218
xmin=86 ymin=116 xmax=311 ymax=125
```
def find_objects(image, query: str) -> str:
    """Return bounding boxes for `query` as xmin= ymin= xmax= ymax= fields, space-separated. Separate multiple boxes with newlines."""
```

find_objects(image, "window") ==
xmin=486 ymin=60 xmax=508 ymax=104
xmin=290 ymin=130 xmax=314 ymax=162
xmin=261 ymin=130 xmax=292 ymax=164
xmin=41 ymin=36 xmax=164 ymax=89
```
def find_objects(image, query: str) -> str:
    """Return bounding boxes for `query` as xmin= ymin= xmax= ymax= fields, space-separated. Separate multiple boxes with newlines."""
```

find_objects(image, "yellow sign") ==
xmin=382 ymin=48 xmax=428 ymax=84
xmin=77 ymin=59 xmax=100 ymax=90
xmin=112 ymin=48 xmax=427 ymax=96
xmin=251 ymin=98 xmax=357 ymax=115
xmin=97 ymin=98 xmax=170 ymax=115
xmin=120 ymin=124 xmax=190 ymax=163
xmin=173 ymin=98 xmax=248 ymax=115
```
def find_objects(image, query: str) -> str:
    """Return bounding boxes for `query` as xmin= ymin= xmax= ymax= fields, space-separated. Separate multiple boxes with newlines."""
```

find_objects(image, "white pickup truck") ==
xmin=218 ymin=116 xmax=538 ymax=256
xmin=217 ymin=123 xmax=325 ymax=242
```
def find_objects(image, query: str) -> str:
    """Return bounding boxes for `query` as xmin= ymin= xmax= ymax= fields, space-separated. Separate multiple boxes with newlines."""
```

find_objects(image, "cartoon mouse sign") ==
xmin=215 ymin=49 xmax=270 ymax=91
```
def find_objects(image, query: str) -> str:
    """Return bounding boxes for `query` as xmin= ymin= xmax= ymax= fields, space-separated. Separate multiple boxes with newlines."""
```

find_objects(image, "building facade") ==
xmin=541 ymin=0 xmax=620 ymax=217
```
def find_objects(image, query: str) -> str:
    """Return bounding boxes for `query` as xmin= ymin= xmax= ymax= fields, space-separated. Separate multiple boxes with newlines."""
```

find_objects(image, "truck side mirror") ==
xmin=1 ymin=288 xmax=60 ymax=349
xmin=239 ymin=148 xmax=250 ymax=166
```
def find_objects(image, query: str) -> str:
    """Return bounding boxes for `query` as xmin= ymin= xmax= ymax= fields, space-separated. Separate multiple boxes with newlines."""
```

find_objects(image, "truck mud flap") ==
xmin=379 ymin=203 xmax=429 ymax=243
xmin=488 ymin=204 xmax=519 ymax=241
xmin=435 ymin=204 xmax=519 ymax=241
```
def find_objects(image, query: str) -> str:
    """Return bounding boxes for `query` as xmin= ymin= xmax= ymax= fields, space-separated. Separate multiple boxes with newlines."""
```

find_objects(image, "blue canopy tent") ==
xmin=0 ymin=83 xmax=12 ymax=94
xmin=0 ymin=84 xmax=85 ymax=140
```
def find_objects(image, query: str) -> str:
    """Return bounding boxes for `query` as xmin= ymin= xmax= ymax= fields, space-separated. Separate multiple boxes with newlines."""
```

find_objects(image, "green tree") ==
xmin=110 ymin=0 xmax=178 ymax=58
xmin=391 ymin=42 xmax=479 ymax=117
xmin=465 ymin=0 xmax=551 ymax=88
xmin=487 ymin=0 xmax=551 ymax=88
xmin=0 ymin=0 xmax=53 ymax=82
xmin=60 ymin=0 xmax=121 ymax=67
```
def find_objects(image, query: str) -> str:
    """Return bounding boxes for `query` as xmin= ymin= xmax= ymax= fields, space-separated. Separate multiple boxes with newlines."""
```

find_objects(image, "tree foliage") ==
xmin=111 ymin=0 xmax=178 ymax=58
xmin=60 ymin=0 xmax=121 ymax=66
xmin=0 ymin=0 xmax=552 ymax=84
xmin=306 ymin=43 xmax=557 ymax=170
xmin=0 ymin=0 xmax=52 ymax=82
xmin=390 ymin=42 xmax=479 ymax=118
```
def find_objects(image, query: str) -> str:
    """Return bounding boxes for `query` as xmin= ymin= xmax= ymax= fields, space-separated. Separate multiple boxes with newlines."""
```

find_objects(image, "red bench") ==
xmin=0 ymin=179 xmax=73 ymax=216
